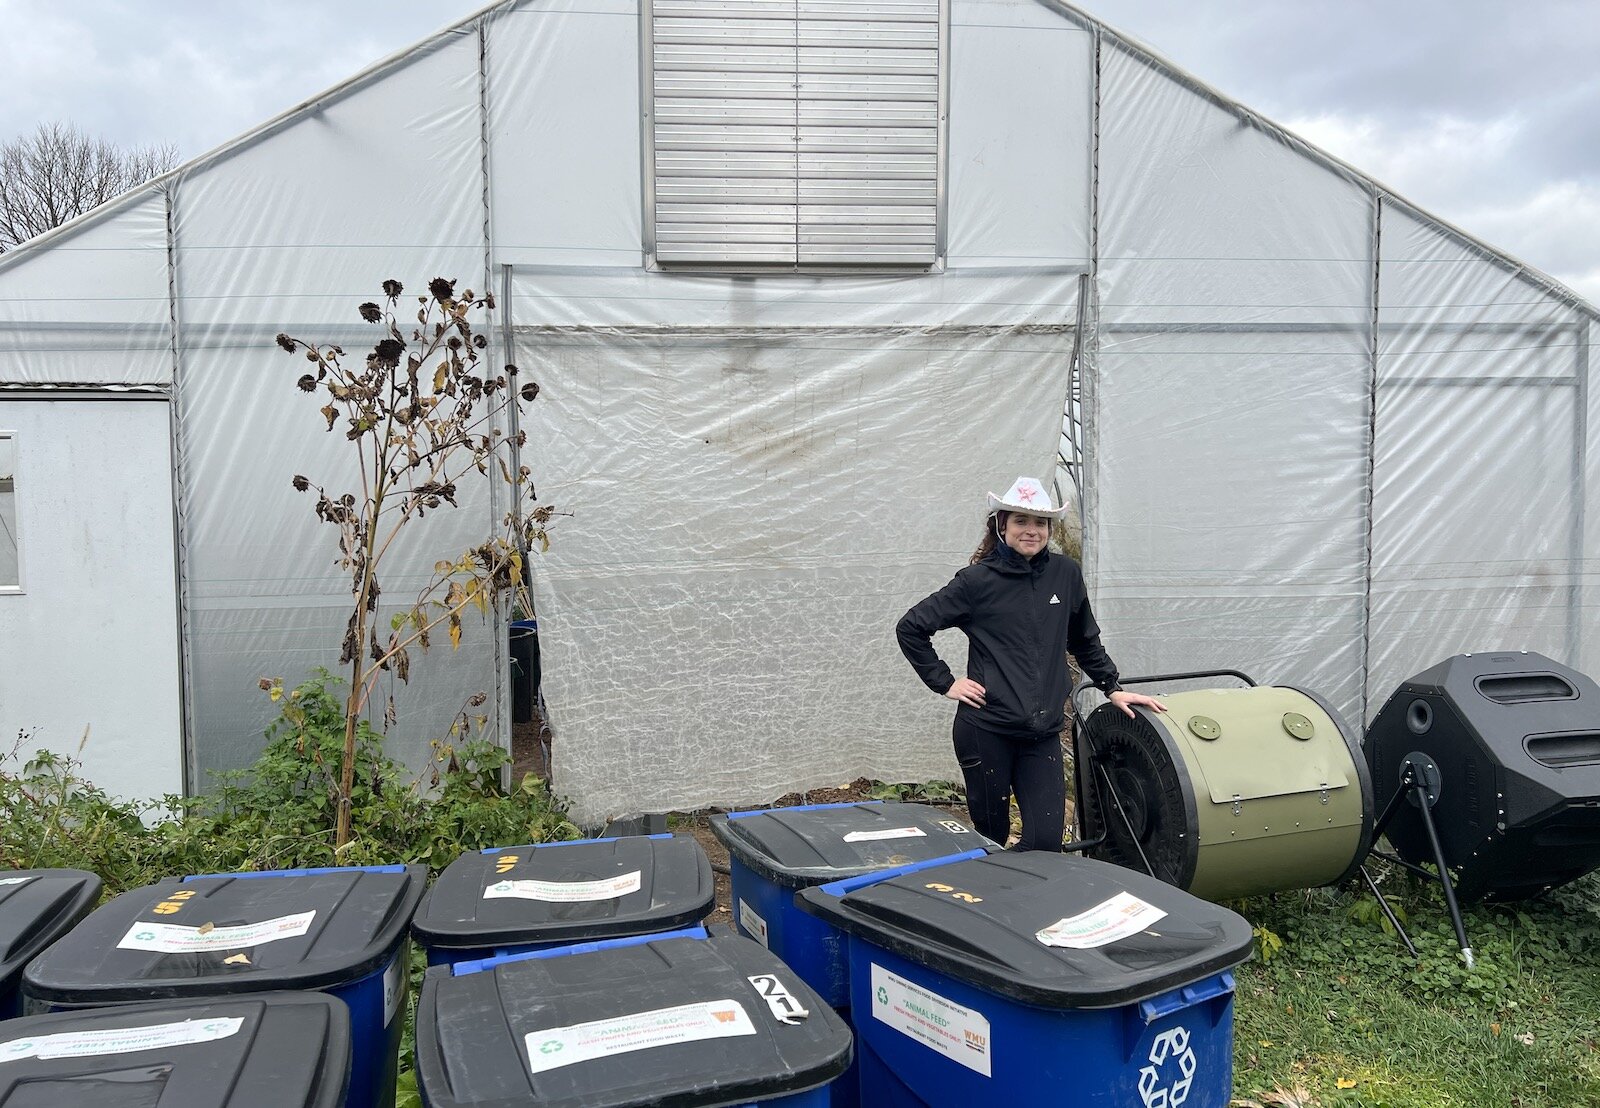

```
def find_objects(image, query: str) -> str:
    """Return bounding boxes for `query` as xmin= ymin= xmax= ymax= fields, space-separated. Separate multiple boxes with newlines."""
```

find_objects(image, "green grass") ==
xmin=1230 ymin=866 xmax=1600 ymax=1107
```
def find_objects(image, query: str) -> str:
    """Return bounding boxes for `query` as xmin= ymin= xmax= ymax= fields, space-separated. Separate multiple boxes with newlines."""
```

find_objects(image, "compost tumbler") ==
xmin=1074 ymin=671 xmax=1374 ymax=901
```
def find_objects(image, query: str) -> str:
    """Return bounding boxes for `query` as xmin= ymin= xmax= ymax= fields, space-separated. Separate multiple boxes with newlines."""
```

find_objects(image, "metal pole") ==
xmin=1360 ymin=193 xmax=1382 ymax=728
xmin=1359 ymin=865 xmax=1417 ymax=959
xmin=163 ymin=182 xmax=199 ymax=794
xmin=1096 ymin=760 xmax=1154 ymax=877
xmin=1410 ymin=780 xmax=1474 ymax=967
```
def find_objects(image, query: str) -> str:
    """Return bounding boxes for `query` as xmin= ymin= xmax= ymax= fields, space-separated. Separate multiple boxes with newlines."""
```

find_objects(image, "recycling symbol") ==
xmin=876 ymin=986 xmax=889 ymax=1006
xmin=1137 ymin=1025 xmax=1197 ymax=1108
xmin=135 ymin=931 xmax=156 ymax=941
xmin=539 ymin=1040 xmax=564 ymax=1056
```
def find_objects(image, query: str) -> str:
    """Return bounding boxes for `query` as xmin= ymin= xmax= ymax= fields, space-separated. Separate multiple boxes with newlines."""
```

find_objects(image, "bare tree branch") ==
xmin=0 ymin=122 xmax=179 ymax=251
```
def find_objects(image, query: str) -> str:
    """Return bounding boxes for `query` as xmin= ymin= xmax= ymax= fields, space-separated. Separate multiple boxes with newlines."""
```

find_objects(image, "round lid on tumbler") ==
xmin=709 ymin=802 xmax=989 ymax=888
xmin=0 ymin=870 xmax=102 ymax=995
xmin=412 ymin=834 xmax=715 ymax=950
xmin=22 ymin=865 xmax=426 ymax=1004
xmin=416 ymin=930 xmax=853 ymax=1108
xmin=797 ymin=852 xmax=1254 ymax=1008
xmin=0 ymin=992 xmax=350 ymax=1108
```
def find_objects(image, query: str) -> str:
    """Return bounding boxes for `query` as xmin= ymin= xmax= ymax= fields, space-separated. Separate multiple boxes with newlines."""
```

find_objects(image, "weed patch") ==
xmin=1233 ymin=866 xmax=1600 ymax=1106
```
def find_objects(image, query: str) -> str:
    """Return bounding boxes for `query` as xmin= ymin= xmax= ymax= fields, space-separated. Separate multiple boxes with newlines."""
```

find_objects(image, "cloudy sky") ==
xmin=1 ymin=0 xmax=1595 ymax=300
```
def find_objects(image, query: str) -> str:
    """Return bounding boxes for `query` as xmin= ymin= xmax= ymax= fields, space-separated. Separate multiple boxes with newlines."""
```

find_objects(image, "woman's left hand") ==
xmin=1108 ymin=690 xmax=1167 ymax=718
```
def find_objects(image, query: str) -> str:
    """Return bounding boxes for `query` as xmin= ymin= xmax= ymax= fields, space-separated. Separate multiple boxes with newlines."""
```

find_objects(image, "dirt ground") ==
xmin=511 ymin=713 xmax=549 ymax=782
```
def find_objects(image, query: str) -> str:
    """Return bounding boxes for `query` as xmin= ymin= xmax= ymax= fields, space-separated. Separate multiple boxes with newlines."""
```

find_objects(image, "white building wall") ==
xmin=0 ymin=398 xmax=183 ymax=800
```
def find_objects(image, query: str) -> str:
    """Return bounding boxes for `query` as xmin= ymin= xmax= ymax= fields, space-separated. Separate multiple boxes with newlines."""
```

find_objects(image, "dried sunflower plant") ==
xmin=272 ymin=277 xmax=550 ymax=847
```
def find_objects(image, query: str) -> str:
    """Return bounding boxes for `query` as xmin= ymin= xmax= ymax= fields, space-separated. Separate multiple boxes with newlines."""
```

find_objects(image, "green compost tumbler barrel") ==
xmin=1077 ymin=685 xmax=1374 ymax=901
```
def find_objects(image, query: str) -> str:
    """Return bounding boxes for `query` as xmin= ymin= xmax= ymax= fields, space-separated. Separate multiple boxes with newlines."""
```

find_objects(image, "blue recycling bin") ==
xmin=415 ymin=926 xmax=853 ymax=1107
xmin=0 ymin=869 xmax=101 ymax=1020
xmin=411 ymin=833 xmax=715 ymax=965
xmin=709 ymin=802 xmax=991 ymax=1009
xmin=21 ymin=864 xmax=425 ymax=1108
xmin=0 ymin=992 xmax=350 ymax=1107
xmin=798 ymin=852 xmax=1254 ymax=1106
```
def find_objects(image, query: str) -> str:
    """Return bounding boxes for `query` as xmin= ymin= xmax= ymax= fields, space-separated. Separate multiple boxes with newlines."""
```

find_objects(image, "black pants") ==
xmin=952 ymin=716 xmax=1065 ymax=852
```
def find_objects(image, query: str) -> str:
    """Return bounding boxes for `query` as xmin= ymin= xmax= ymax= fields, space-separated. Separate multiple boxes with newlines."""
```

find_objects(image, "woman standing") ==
xmin=896 ymin=476 xmax=1166 ymax=851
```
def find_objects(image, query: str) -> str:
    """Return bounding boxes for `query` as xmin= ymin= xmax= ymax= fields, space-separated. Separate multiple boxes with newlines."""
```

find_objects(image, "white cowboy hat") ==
xmin=985 ymin=476 xmax=1064 ymax=519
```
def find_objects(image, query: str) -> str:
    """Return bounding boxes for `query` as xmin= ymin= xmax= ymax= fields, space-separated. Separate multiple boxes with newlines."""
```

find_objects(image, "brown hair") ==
xmin=969 ymin=510 xmax=1008 ymax=565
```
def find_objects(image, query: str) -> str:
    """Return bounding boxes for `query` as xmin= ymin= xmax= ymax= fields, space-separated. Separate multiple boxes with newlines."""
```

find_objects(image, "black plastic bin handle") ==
xmin=1070 ymin=669 xmax=1257 ymax=724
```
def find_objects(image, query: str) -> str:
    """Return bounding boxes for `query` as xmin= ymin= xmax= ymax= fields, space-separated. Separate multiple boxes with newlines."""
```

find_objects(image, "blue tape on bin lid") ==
xmin=0 ymin=992 xmax=349 ymax=1108
xmin=796 ymin=852 xmax=1254 ymax=1009
xmin=411 ymin=834 xmax=715 ymax=949
xmin=709 ymin=802 xmax=995 ymax=888
xmin=21 ymin=866 xmax=426 ymax=1004
xmin=0 ymin=870 xmax=102 ymax=994
xmin=415 ymin=932 xmax=852 ymax=1108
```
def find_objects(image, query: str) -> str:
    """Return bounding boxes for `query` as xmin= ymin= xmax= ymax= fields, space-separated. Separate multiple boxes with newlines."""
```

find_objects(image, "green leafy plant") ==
xmin=0 ymin=673 xmax=579 ymax=896
xmin=0 ymin=731 xmax=176 ymax=888
xmin=866 ymin=779 xmax=965 ymax=803
xmin=1233 ymin=865 xmax=1600 ymax=1106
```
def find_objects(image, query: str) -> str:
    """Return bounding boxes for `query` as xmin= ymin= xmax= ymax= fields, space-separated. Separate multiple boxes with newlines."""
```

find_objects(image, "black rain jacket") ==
xmin=896 ymin=543 xmax=1120 ymax=738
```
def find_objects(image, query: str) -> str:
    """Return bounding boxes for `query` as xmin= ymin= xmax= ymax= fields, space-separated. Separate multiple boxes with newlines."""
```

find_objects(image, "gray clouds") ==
xmin=0 ymin=2 xmax=450 ymax=155
xmin=1087 ymin=0 xmax=1600 ymax=297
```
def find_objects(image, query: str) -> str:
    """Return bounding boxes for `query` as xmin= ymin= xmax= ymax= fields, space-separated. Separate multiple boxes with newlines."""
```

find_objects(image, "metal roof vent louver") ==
xmin=646 ymin=0 xmax=945 ymax=270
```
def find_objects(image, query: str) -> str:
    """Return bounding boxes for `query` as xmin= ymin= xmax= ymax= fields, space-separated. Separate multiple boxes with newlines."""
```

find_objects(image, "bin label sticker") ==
xmin=0 ymin=1017 xmax=244 ymax=1063
xmin=843 ymin=827 xmax=927 ymax=843
xmin=870 ymin=963 xmax=991 ymax=1077
xmin=746 ymin=974 xmax=809 ymax=1025
xmin=483 ymin=870 xmax=642 ymax=903
xmin=1138 ymin=1024 xmax=1198 ymax=1107
xmin=0 ymin=877 xmax=34 ymax=888
xmin=382 ymin=950 xmax=405 ymax=1028
xmin=937 ymin=820 xmax=971 ymax=834
xmin=1036 ymin=892 xmax=1168 ymax=949
xmin=523 ymin=999 xmax=757 ymax=1075
xmin=737 ymin=899 xmax=769 ymax=948
xmin=116 ymin=910 xmax=316 ymax=953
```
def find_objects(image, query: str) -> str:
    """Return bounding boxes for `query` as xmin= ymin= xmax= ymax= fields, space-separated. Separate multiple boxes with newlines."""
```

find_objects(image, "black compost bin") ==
xmin=1367 ymin=650 xmax=1600 ymax=901
xmin=415 ymin=927 xmax=853 ymax=1108
xmin=20 ymin=864 xmax=425 ymax=1108
xmin=0 ymin=869 xmax=101 ymax=1019
xmin=510 ymin=619 xmax=540 ymax=724
xmin=0 ymin=992 xmax=349 ymax=1108
xmin=412 ymin=833 xmax=715 ymax=965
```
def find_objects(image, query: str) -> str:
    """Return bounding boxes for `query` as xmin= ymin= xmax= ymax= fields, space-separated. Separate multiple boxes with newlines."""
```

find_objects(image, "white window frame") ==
xmin=640 ymin=0 xmax=950 ymax=274
xmin=0 ymin=431 xmax=22 ymax=594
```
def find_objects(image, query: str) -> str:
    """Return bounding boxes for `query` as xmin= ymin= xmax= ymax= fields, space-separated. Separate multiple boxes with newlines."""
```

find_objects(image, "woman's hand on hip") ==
xmin=945 ymin=678 xmax=986 ymax=709
xmin=1108 ymin=690 xmax=1167 ymax=718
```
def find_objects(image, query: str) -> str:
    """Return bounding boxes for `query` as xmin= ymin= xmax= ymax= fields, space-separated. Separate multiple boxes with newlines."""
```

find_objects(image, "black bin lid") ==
xmin=0 ymin=870 xmax=102 ymax=995
xmin=709 ymin=802 xmax=990 ymax=888
xmin=22 ymin=865 xmax=426 ymax=1005
xmin=412 ymin=834 xmax=715 ymax=950
xmin=416 ymin=930 xmax=852 ymax=1108
xmin=796 ymin=852 xmax=1254 ymax=1009
xmin=0 ymin=992 xmax=349 ymax=1108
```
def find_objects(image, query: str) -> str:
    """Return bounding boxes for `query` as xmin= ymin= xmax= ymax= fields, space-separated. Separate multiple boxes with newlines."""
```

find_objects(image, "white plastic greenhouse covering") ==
xmin=0 ymin=0 xmax=1595 ymax=824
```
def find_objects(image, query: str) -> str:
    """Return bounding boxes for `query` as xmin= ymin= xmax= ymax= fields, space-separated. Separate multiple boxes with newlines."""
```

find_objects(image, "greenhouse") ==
xmin=0 ymin=0 xmax=1593 ymax=826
